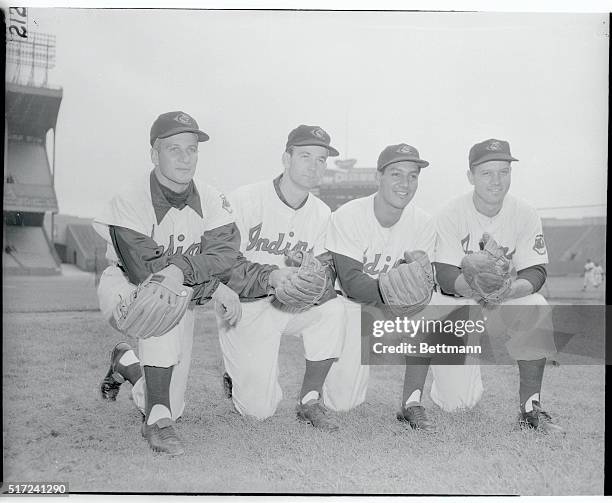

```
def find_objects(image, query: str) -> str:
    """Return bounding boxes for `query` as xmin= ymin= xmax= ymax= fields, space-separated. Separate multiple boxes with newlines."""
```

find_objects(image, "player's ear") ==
xmin=375 ymin=170 xmax=382 ymax=186
xmin=281 ymin=151 xmax=291 ymax=169
xmin=151 ymin=147 xmax=159 ymax=167
xmin=467 ymin=168 xmax=475 ymax=186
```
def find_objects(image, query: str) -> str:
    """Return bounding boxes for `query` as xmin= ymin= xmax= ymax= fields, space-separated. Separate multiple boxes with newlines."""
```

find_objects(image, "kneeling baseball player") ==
xmin=323 ymin=143 xmax=480 ymax=432
xmin=216 ymin=125 xmax=347 ymax=431
xmin=95 ymin=112 xmax=294 ymax=456
xmin=432 ymin=138 xmax=563 ymax=433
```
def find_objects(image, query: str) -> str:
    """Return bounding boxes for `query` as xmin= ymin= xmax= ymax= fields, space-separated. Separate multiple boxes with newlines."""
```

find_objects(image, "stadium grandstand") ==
xmin=3 ymin=30 xmax=63 ymax=275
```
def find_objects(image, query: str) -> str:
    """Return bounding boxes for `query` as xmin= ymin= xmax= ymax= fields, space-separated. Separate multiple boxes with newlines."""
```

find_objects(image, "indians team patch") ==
xmin=220 ymin=193 xmax=233 ymax=214
xmin=533 ymin=233 xmax=547 ymax=255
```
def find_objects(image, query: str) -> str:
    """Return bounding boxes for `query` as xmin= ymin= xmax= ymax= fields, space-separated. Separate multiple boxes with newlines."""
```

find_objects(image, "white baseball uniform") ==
xmin=322 ymin=193 xmax=472 ymax=411
xmin=216 ymin=179 xmax=346 ymax=420
xmin=94 ymin=172 xmax=234 ymax=419
xmin=431 ymin=192 xmax=556 ymax=411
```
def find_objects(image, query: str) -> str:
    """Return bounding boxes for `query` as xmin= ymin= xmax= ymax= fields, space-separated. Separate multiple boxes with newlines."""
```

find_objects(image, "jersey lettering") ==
xmin=246 ymin=222 xmax=312 ymax=256
xmin=160 ymin=234 xmax=202 ymax=258
xmin=363 ymin=253 xmax=400 ymax=277
xmin=461 ymin=232 xmax=516 ymax=260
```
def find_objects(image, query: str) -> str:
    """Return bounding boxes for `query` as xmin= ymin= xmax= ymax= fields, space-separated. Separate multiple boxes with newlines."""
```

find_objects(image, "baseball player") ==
xmin=592 ymin=262 xmax=604 ymax=288
xmin=217 ymin=125 xmax=347 ymax=430
xmin=432 ymin=138 xmax=564 ymax=433
xmin=322 ymin=143 xmax=479 ymax=432
xmin=95 ymin=111 xmax=278 ymax=455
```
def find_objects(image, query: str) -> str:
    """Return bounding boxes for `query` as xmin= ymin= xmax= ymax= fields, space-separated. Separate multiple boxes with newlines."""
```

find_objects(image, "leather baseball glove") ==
xmin=272 ymin=251 xmax=331 ymax=313
xmin=460 ymin=233 xmax=515 ymax=305
xmin=378 ymin=250 xmax=435 ymax=317
xmin=112 ymin=273 xmax=193 ymax=339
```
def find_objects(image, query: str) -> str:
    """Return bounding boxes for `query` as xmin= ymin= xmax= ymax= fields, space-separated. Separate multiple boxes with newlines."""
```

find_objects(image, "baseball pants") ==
xmin=430 ymin=292 xmax=557 ymax=411
xmin=323 ymin=293 xmax=484 ymax=412
xmin=97 ymin=265 xmax=195 ymax=420
xmin=217 ymin=296 xmax=346 ymax=420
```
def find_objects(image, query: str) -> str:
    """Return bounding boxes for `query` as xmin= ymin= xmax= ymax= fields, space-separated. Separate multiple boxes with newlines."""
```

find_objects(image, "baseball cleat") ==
xmin=297 ymin=399 xmax=339 ymax=432
xmin=222 ymin=372 xmax=233 ymax=399
xmin=141 ymin=418 xmax=185 ymax=456
xmin=397 ymin=405 xmax=436 ymax=432
xmin=100 ymin=342 xmax=132 ymax=401
xmin=519 ymin=401 xmax=565 ymax=434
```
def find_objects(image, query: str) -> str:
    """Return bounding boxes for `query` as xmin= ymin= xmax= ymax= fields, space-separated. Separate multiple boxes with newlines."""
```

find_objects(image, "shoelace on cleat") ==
xmin=157 ymin=426 xmax=180 ymax=443
xmin=408 ymin=406 xmax=428 ymax=424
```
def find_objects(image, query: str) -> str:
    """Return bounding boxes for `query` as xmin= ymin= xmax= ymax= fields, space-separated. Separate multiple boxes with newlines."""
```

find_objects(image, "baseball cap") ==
xmin=377 ymin=143 xmax=429 ymax=171
xmin=469 ymin=139 xmax=518 ymax=167
xmin=150 ymin=111 xmax=210 ymax=146
xmin=285 ymin=125 xmax=339 ymax=157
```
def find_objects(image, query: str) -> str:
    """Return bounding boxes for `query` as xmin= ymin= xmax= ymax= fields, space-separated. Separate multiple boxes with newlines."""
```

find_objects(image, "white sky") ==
xmin=18 ymin=8 xmax=610 ymax=218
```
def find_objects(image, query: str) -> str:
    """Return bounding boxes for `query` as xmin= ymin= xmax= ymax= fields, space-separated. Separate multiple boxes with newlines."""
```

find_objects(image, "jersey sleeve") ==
xmin=95 ymin=191 xmax=151 ymax=237
xmin=202 ymin=185 xmax=236 ymax=230
xmin=333 ymin=252 xmax=384 ymax=304
xmin=434 ymin=207 xmax=465 ymax=267
xmin=325 ymin=204 xmax=364 ymax=262
xmin=168 ymin=222 xmax=242 ymax=285
xmin=512 ymin=208 xmax=548 ymax=270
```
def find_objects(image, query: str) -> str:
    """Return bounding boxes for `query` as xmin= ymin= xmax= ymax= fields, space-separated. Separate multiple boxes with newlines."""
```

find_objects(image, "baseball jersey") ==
xmin=326 ymin=193 xmax=435 ymax=289
xmin=229 ymin=178 xmax=331 ymax=267
xmin=435 ymin=192 xmax=548 ymax=271
xmin=93 ymin=171 xmax=235 ymax=269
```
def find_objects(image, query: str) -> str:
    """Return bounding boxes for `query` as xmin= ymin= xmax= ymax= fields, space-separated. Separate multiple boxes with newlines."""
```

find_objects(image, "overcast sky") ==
xmin=19 ymin=9 xmax=609 ymax=218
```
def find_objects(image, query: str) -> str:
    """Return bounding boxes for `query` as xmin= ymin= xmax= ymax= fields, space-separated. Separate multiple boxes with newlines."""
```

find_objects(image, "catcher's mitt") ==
xmin=460 ymin=233 xmax=515 ymax=305
xmin=112 ymin=273 xmax=193 ymax=339
xmin=378 ymin=250 xmax=434 ymax=317
xmin=272 ymin=251 xmax=330 ymax=313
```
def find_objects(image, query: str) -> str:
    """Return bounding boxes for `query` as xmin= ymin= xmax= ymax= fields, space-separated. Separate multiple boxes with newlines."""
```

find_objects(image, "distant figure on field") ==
xmin=592 ymin=262 xmax=604 ymax=288
xmin=582 ymin=258 xmax=595 ymax=291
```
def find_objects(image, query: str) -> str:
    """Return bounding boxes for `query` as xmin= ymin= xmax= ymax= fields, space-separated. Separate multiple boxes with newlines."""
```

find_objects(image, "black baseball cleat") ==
xmin=397 ymin=405 xmax=436 ymax=432
xmin=141 ymin=418 xmax=185 ymax=456
xmin=222 ymin=372 xmax=233 ymax=399
xmin=297 ymin=399 xmax=339 ymax=431
xmin=519 ymin=400 xmax=565 ymax=434
xmin=100 ymin=342 xmax=132 ymax=401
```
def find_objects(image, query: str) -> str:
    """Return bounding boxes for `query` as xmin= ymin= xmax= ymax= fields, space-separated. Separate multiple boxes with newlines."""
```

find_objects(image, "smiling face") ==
xmin=376 ymin=161 xmax=421 ymax=211
xmin=151 ymin=132 xmax=199 ymax=191
xmin=282 ymin=145 xmax=329 ymax=191
xmin=468 ymin=160 xmax=512 ymax=209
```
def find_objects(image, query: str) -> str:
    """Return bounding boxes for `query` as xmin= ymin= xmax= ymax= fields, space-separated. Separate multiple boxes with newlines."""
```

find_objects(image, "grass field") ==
xmin=1 ymin=268 xmax=605 ymax=495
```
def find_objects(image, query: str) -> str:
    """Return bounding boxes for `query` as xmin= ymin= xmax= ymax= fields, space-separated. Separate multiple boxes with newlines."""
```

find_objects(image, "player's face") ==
xmin=377 ymin=162 xmax=420 ymax=210
xmin=468 ymin=160 xmax=512 ymax=206
xmin=283 ymin=145 xmax=329 ymax=191
xmin=152 ymin=132 xmax=199 ymax=189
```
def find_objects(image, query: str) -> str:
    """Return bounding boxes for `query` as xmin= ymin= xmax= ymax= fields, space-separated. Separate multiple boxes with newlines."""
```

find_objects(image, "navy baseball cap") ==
xmin=377 ymin=143 xmax=429 ymax=171
xmin=150 ymin=111 xmax=210 ymax=146
xmin=469 ymin=139 xmax=518 ymax=167
xmin=285 ymin=125 xmax=339 ymax=157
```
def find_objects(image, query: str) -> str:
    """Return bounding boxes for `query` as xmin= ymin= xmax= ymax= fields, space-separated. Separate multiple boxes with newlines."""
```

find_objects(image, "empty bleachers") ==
xmin=3 ymin=226 xmax=61 ymax=275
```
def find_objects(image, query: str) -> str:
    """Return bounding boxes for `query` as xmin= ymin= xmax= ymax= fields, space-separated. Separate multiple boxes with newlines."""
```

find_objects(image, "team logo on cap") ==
xmin=397 ymin=144 xmax=416 ymax=155
xmin=175 ymin=113 xmax=193 ymax=125
xmin=311 ymin=128 xmax=327 ymax=140
xmin=486 ymin=141 xmax=503 ymax=151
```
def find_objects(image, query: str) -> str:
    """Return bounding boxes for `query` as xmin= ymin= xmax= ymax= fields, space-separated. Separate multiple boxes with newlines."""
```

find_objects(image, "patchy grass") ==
xmin=2 ymin=302 xmax=604 ymax=495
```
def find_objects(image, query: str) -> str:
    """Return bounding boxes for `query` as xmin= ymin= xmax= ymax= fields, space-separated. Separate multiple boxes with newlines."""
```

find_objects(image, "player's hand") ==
xmin=158 ymin=264 xmax=185 ymax=285
xmin=212 ymin=283 xmax=242 ymax=326
xmin=268 ymin=267 xmax=298 ymax=290
xmin=153 ymin=265 xmax=185 ymax=305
